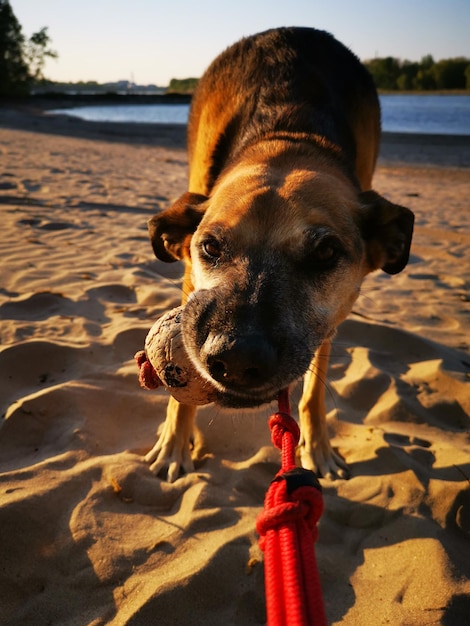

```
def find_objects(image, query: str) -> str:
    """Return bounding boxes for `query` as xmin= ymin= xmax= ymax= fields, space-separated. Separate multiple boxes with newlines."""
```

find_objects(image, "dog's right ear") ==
xmin=148 ymin=192 xmax=207 ymax=262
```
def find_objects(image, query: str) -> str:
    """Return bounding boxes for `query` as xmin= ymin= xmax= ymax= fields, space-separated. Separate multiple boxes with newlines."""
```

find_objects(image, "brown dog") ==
xmin=146 ymin=27 xmax=414 ymax=482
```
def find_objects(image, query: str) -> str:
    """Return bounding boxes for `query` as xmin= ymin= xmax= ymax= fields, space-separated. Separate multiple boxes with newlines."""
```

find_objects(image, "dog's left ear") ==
xmin=359 ymin=190 xmax=414 ymax=274
xmin=148 ymin=192 xmax=208 ymax=262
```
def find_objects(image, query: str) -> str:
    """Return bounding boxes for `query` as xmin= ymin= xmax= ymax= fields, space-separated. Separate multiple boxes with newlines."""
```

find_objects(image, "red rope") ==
xmin=256 ymin=388 xmax=327 ymax=626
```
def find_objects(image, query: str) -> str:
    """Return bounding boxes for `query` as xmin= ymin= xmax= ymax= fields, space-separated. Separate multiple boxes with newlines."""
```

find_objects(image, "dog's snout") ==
xmin=204 ymin=334 xmax=277 ymax=388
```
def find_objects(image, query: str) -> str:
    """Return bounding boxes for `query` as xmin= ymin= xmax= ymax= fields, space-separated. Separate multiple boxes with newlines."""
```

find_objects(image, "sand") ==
xmin=0 ymin=106 xmax=469 ymax=625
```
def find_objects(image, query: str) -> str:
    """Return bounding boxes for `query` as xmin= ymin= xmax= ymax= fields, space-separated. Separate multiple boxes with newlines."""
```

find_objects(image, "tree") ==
xmin=0 ymin=0 xmax=57 ymax=96
xmin=364 ymin=53 xmax=470 ymax=91
xmin=413 ymin=68 xmax=436 ymax=90
xmin=0 ymin=0 xmax=29 ymax=95
xmin=167 ymin=77 xmax=199 ymax=94
xmin=432 ymin=58 xmax=468 ymax=89
xmin=397 ymin=61 xmax=419 ymax=90
xmin=364 ymin=57 xmax=401 ymax=90
xmin=420 ymin=54 xmax=435 ymax=70
xmin=24 ymin=26 xmax=57 ymax=83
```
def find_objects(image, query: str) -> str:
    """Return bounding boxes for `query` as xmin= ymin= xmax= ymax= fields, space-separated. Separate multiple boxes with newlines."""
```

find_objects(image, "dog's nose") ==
xmin=205 ymin=334 xmax=277 ymax=388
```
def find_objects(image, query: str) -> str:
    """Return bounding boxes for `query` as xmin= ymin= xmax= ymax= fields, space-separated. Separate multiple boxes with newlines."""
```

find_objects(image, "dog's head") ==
xmin=149 ymin=153 xmax=413 ymax=408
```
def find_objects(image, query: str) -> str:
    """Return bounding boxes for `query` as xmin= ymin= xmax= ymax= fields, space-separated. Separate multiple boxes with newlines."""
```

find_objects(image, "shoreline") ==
xmin=1 ymin=103 xmax=470 ymax=167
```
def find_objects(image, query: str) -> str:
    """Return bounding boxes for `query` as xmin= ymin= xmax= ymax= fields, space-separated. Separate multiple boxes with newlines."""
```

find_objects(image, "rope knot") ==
xmin=257 ymin=468 xmax=324 ymax=548
xmin=269 ymin=412 xmax=301 ymax=450
xmin=290 ymin=484 xmax=324 ymax=539
xmin=256 ymin=499 xmax=304 ymax=549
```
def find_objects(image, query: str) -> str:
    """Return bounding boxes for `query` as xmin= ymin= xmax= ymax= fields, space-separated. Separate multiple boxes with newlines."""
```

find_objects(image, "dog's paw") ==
xmin=299 ymin=437 xmax=350 ymax=481
xmin=145 ymin=423 xmax=195 ymax=483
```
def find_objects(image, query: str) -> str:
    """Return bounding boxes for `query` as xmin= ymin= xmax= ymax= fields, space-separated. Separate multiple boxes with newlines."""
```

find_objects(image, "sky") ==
xmin=10 ymin=0 xmax=470 ymax=87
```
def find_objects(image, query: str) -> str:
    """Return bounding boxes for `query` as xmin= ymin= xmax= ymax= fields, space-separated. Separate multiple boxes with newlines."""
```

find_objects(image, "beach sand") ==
xmin=0 ymin=106 xmax=469 ymax=625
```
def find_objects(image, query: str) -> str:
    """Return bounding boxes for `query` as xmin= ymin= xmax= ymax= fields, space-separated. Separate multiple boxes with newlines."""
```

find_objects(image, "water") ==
xmin=49 ymin=95 xmax=470 ymax=136
xmin=49 ymin=103 xmax=190 ymax=125
xmin=380 ymin=95 xmax=470 ymax=135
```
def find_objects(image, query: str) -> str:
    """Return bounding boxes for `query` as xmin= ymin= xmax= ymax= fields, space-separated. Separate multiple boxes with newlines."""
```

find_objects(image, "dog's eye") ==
xmin=309 ymin=234 xmax=343 ymax=267
xmin=201 ymin=238 xmax=222 ymax=260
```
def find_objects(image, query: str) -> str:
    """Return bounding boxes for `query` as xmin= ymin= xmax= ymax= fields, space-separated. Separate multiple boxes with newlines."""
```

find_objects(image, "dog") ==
xmin=145 ymin=27 xmax=414 ymax=482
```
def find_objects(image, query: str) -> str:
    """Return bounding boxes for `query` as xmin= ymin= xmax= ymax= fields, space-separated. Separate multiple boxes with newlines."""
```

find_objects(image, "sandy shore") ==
xmin=3 ymin=103 xmax=470 ymax=166
xmin=0 ymin=106 xmax=469 ymax=625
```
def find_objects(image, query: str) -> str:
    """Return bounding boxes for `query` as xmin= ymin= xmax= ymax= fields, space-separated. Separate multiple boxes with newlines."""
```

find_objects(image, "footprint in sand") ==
xmin=16 ymin=216 xmax=78 ymax=231
xmin=0 ymin=291 xmax=107 ymax=325
xmin=21 ymin=180 xmax=48 ymax=193
xmin=383 ymin=433 xmax=432 ymax=448
xmin=16 ymin=217 xmax=42 ymax=227
xmin=85 ymin=284 xmax=137 ymax=304
xmin=38 ymin=221 xmax=77 ymax=231
xmin=0 ymin=292 xmax=71 ymax=321
xmin=0 ymin=340 xmax=88 ymax=415
xmin=382 ymin=432 xmax=436 ymax=474
xmin=332 ymin=319 xmax=470 ymax=431
xmin=0 ymin=181 xmax=18 ymax=190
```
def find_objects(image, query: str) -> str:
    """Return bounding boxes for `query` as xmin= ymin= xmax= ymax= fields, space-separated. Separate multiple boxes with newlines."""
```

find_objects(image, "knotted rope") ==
xmin=256 ymin=388 xmax=327 ymax=626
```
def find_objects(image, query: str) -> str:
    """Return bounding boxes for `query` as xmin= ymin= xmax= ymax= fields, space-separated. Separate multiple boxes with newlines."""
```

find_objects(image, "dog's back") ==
xmin=188 ymin=27 xmax=381 ymax=194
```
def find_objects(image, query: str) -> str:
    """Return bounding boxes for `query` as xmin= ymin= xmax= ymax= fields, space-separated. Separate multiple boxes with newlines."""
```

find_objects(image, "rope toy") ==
xmin=257 ymin=388 xmax=327 ymax=626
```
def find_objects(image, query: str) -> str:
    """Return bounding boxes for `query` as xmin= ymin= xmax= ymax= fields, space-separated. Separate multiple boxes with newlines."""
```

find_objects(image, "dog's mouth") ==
xmin=181 ymin=293 xmax=323 ymax=409
xmin=189 ymin=354 xmax=305 ymax=409
xmin=183 ymin=333 xmax=319 ymax=409
xmin=212 ymin=381 xmax=281 ymax=409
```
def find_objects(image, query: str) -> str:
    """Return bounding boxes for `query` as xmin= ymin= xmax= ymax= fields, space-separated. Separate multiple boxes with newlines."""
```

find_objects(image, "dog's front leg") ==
xmin=145 ymin=396 xmax=197 ymax=482
xmin=298 ymin=339 xmax=349 ymax=480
